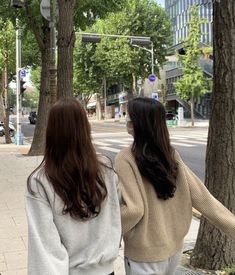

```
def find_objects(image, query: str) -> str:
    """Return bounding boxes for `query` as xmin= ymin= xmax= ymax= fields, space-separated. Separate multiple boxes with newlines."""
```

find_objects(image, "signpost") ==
xmin=40 ymin=0 xmax=50 ymax=21
xmin=148 ymin=74 xmax=156 ymax=82
xmin=20 ymin=69 xmax=26 ymax=78
xmin=151 ymin=92 xmax=159 ymax=101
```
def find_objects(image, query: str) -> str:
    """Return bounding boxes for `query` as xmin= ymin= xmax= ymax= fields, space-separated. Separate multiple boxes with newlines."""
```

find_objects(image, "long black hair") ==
xmin=128 ymin=97 xmax=178 ymax=200
xmin=28 ymin=97 xmax=108 ymax=219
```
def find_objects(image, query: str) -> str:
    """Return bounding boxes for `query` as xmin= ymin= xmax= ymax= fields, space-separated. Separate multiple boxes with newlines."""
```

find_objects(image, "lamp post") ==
xmin=11 ymin=0 xmax=24 ymax=145
xmin=16 ymin=19 xmax=22 ymax=145
xmin=131 ymin=39 xmax=154 ymax=75
xmin=78 ymin=32 xmax=152 ymax=119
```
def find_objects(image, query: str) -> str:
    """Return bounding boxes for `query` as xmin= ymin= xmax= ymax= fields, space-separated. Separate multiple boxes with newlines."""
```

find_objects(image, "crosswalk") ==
xmin=92 ymin=132 xmax=208 ymax=154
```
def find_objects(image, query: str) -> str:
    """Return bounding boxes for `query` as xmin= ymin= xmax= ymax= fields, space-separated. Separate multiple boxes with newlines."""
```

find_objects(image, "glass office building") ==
xmin=165 ymin=0 xmax=213 ymax=46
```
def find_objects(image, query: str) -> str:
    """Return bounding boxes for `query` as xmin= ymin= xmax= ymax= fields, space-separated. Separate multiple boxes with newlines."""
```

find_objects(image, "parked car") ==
xmin=166 ymin=111 xmax=178 ymax=120
xmin=0 ymin=121 xmax=16 ymax=137
xmin=29 ymin=111 xmax=37 ymax=124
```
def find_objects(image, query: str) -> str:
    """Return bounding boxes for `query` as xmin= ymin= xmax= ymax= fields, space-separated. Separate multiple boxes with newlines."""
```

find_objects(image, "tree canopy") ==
xmin=74 ymin=0 xmax=172 ymax=99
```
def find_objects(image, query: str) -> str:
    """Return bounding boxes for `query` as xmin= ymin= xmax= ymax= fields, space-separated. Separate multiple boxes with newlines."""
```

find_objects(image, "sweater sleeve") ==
xmin=183 ymin=163 xmax=235 ymax=240
xmin=26 ymin=180 xmax=69 ymax=275
xmin=115 ymin=154 xmax=144 ymax=235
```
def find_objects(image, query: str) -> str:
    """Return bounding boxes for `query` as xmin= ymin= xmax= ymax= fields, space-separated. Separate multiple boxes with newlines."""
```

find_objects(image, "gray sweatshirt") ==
xmin=26 ymin=164 xmax=121 ymax=275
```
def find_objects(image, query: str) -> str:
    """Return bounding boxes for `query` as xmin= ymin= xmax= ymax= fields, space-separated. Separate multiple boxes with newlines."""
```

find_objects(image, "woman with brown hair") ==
xmin=115 ymin=97 xmax=235 ymax=275
xmin=26 ymin=97 xmax=121 ymax=275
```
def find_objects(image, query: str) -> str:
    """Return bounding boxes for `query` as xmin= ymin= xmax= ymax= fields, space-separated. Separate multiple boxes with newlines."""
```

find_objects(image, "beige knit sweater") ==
xmin=115 ymin=147 xmax=235 ymax=262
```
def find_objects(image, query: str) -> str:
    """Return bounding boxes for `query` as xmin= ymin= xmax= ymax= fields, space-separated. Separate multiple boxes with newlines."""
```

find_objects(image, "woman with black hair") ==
xmin=26 ymin=97 xmax=121 ymax=275
xmin=115 ymin=97 xmax=235 ymax=275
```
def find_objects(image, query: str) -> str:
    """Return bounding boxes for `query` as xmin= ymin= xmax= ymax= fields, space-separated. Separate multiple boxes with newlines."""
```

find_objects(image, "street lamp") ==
xmin=78 ymin=32 xmax=152 ymax=119
xmin=11 ymin=0 xmax=23 ymax=145
xmin=131 ymin=39 xmax=154 ymax=75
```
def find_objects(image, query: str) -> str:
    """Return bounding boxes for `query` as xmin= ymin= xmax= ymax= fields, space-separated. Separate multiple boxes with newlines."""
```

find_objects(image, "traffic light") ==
xmin=20 ymin=79 xmax=26 ymax=95
xmin=131 ymin=38 xmax=151 ymax=47
xmin=81 ymin=35 xmax=101 ymax=43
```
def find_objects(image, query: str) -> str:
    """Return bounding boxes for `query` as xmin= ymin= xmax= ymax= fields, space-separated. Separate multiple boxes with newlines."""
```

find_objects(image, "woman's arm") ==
xmin=26 ymin=177 xmax=69 ymax=275
xmin=183 ymin=163 xmax=235 ymax=240
xmin=115 ymin=155 xmax=144 ymax=235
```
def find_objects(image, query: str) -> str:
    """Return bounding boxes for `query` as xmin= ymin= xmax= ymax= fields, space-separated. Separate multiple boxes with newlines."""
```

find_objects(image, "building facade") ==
xmin=164 ymin=0 xmax=213 ymax=118
xmin=165 ymin=0 xmax=213 ymax=46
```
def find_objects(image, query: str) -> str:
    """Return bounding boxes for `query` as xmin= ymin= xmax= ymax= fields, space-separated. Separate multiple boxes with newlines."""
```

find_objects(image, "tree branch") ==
xmin=24 ymin=0 xmax=44 ymax=52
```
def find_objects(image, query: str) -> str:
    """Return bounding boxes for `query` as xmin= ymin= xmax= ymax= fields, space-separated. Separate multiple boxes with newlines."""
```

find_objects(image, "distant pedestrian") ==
xmin=26 ymin=97 xmax=121 ymax=275
xmin=115 ymin=97 xmax=235 ymax=275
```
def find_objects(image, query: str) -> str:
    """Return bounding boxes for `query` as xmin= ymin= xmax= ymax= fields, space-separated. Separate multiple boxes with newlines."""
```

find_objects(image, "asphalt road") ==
xmin=18 ymin=118 xmax=208 ymax=181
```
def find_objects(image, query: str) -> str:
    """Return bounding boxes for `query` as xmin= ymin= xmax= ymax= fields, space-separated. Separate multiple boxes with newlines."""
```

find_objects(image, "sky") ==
xmin=156 ymin=0 xmax=165 ymax=7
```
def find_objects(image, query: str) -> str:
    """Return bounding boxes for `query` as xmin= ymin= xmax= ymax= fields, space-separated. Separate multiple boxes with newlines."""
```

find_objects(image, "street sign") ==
xmin=40 ymin=0 xmax=50 ymax=21
xmin=148 ymin=74 xmax=156 ymax=82
xmin=152 ymin=92 xmax=158 ymax=101
xmin=20 ymin=69 xmax=26 ymax=78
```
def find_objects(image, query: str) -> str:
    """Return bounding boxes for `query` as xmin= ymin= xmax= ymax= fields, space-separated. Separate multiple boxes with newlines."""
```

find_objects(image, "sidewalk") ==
xmin=0 ymin=144 xmax=212 ymax=275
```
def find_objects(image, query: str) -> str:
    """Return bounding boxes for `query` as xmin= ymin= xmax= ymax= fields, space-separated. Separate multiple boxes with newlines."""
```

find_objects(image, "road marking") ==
xmin=98 ymin=146 xmax=120 ymax=153
xmin=93 ymin=141 xmax=110 ymax=146
xmin=103 ymin=138 xmax=130 ymax=144
xmin=171 ymin=134 xmax=207 ymax=140
xmin=171 ymin=142 xmax=195 ymax=147
xmin=170 ymin=138 xmax=207 ymax=145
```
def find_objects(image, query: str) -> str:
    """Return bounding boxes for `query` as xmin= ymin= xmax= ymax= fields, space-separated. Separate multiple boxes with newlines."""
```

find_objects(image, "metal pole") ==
xmin=16 ymin=18 xmax=21 ymax=145
xmin=151 ymin=42 xmax=154 ymax=75
xmin=50 ymin=0 xmax=57 ymax=104
xmin=104 ymin=77 xmax=107 ymax=120
xmin=76 ymin=32 xmax=151 ymax=41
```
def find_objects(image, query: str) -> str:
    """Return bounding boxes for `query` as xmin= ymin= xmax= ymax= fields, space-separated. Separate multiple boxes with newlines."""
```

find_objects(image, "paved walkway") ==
xmin=0 ymin=144 xmax=211 ymax=275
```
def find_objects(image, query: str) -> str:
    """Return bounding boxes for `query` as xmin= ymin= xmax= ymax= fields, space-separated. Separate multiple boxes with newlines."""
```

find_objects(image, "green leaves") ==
xmin=0 ymin=19 xmax=15 ymax=73
xmin=74 ymin=0 xmax=172 ymax=97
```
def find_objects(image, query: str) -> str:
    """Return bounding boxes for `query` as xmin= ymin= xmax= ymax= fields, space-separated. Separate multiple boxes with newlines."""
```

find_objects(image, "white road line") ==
xmin=92 ymin=132 xmax=128 ymax=137
xmin=93 ymin=141 xmax=111 ymax=146
xmin=119 ymin=144 xmax=130 ymax=147
xmin=171 ymin=142 xmax=195 ymax=147
xmin=98 ymin=146 xmax=121 ymax=153
xmin=122 ymin=138 xmax=134 ymax=141
xmin=170 ymin=138 xmax=207 ymax=145
xmin=103 ymin=139 xmax=131 ymax=144
xmin=171 ymin=134 xmax=207 ymax=140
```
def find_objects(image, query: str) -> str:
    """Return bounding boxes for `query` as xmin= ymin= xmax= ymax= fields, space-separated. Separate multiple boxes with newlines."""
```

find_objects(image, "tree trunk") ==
xmin=132 ymin=73 xmax=137 ymax=97
xmin=3 ymin=65 xmax=11 ymax=144
xmin=50 ymin=0 xmax=57 ymax=105
xmin=190 ymin=94 xmax=194 ymax=127
xmin=57 ymin=0 xmax=76 ymax=98
xmin=28 ymin=48 xmax=51 ymax=155
xmin=190 ymin=0 xmax=235 ymax=269
xmin=96 ymin=94 xmax=102 ymax=121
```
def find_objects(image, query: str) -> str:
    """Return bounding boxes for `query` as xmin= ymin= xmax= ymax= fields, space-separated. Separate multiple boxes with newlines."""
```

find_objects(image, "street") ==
xmin=19 ymin=118 xmax=207 ymax=181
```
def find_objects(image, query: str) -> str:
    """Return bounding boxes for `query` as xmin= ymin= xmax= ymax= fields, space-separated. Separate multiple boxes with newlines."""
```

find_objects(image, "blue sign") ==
xmin=20 ymin=69 xmax=26 ymax=78
xmin=152 ymin=92 xmax=159 ymax=101
xmin=148 ymin=74 xmax=156 ymax=82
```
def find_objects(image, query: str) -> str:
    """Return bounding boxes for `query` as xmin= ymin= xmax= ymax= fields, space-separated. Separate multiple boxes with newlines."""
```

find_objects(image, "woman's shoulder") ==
xmin=115 ymin=146 xmax=133 ymax=162
xmin=26 ymin=167 xmax=52 ymax=201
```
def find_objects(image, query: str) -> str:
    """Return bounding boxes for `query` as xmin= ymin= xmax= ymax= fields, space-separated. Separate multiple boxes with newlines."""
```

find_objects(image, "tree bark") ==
xmin=3 ymin=65 xmax=11 ymax=144
xmin=25 ymin=2 xmax=52 ymax=155
xmin=132 ymin=73 xmax=137 ymax=97
xmin=57 ymin=0 xmax=76 ymax=98
xmin=190 ymin=93 xmax=194 ymax=127
xmin=96 ymin=94 xmax=102 ymax=121
xmin=28 ymin=31 xmax=51 ymax=156
xmin=190 ymin=0 xmax=235 ymax=269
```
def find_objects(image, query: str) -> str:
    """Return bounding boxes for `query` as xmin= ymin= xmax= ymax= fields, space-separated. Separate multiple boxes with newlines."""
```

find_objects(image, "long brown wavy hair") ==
xmin=27 ymin=97 xmax=108 ymax=219
xmin=128 ymin=97 xmax=178 ymax=200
